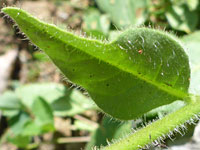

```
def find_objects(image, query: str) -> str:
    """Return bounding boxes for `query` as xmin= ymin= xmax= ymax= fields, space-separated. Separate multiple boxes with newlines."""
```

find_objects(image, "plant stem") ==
xmin=102 ymin=96 xmax=200 ymax=150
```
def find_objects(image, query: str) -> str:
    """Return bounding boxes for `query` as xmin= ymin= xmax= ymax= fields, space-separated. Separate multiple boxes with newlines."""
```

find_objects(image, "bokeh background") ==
xmin=0 ymin=0 xmax=200 ymax=150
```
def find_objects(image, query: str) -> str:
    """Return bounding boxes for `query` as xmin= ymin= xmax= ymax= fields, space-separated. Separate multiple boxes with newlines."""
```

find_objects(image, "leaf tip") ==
xmin=1 ymin=7 xmax=23 ymax=18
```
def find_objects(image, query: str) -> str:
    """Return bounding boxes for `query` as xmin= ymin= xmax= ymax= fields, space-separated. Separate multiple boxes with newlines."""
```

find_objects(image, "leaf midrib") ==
xmin=58 ymin=36 xmax=188 ymax=99
xmin=9 ymin=7 xmax=188 ymax=100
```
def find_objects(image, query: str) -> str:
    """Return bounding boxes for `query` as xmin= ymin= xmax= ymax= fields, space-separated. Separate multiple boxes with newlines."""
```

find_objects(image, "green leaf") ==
xmin=2 ymin=7 xmax=190 ymax=120
xmin=33 ymin=51 xmax=49 ymax=61
xmin=85 ymin=116 xmax=132 ymax=150
xmin=6 ymin=112 xmax=32 ymax=147
xmin=102 ymin=95 xmax=200 ymax=150
xmin=16 ymin=83 xmax=96 ymax=117
xmin=145 ymin=100 xmax=185 ymax=118
xmin=96 ymin=0 xmax=148 ymax=28
xmin=171 ymin=0 xmax=200 ymax=11
xmin=51 ymin=89 xmax=97 ymax=117
xmin=22 ymin=121 xmax=45 ymax=136
xmin=166 ymin=4 xmax=198 ymax=33
xmin=108 ymin=31 xmax=121 ymax=41
xmin=7 ymin=135 xmax=30 ymax=148
xmin=2 ymin=110 xmax=19 ymax=117
xmin=9 ymin=112 xmax=31 ymax=135
xmin=0 ymin=91 xmax=21 ymax=110
xmin=31 ymin=97 xmax=54 ymax=132
xmin=16 ymin=83 xmax=66 ymax=107
xmin=182 ymin=31 xmax=200 ymax=95
xmin=186 ymin=0 xmax=199 ymax=10
xmin=74 ymin=119 xmax=97 ymax=132
xmin=6 ymin=112 xmax=33 ymax=147
xmin=83 ymin=8 xmax=110 ymax=39
xmin=7 ymin=97 xmax=54 ymax=137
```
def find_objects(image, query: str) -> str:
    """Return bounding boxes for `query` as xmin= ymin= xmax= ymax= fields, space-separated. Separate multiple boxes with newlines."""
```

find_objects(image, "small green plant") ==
xmin=0 ymin=83 xmax=95 ymax=148
xmin=2 ymin=7 xmax=200 ymax=150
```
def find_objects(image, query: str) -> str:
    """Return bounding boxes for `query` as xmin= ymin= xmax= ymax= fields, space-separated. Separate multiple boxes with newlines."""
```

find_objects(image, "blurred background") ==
xmin=0 ymin=0 xmax=200 ymax=150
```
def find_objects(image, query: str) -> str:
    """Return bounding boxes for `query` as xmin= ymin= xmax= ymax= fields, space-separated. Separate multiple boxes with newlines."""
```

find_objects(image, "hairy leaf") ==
xmin=2 ymin=7 xmax=190 ymax=120
xmin=103 ymin=95 xmax=200 ymax=150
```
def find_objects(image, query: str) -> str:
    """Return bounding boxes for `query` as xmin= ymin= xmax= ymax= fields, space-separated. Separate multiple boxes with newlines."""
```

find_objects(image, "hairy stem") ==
xmin=103 ymin=96 xmax=200 ymax=150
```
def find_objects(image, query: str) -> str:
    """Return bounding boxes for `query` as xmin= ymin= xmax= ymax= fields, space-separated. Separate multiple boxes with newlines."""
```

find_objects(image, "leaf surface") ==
xmin=2 ymin=7 xmax=190 ymax=120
